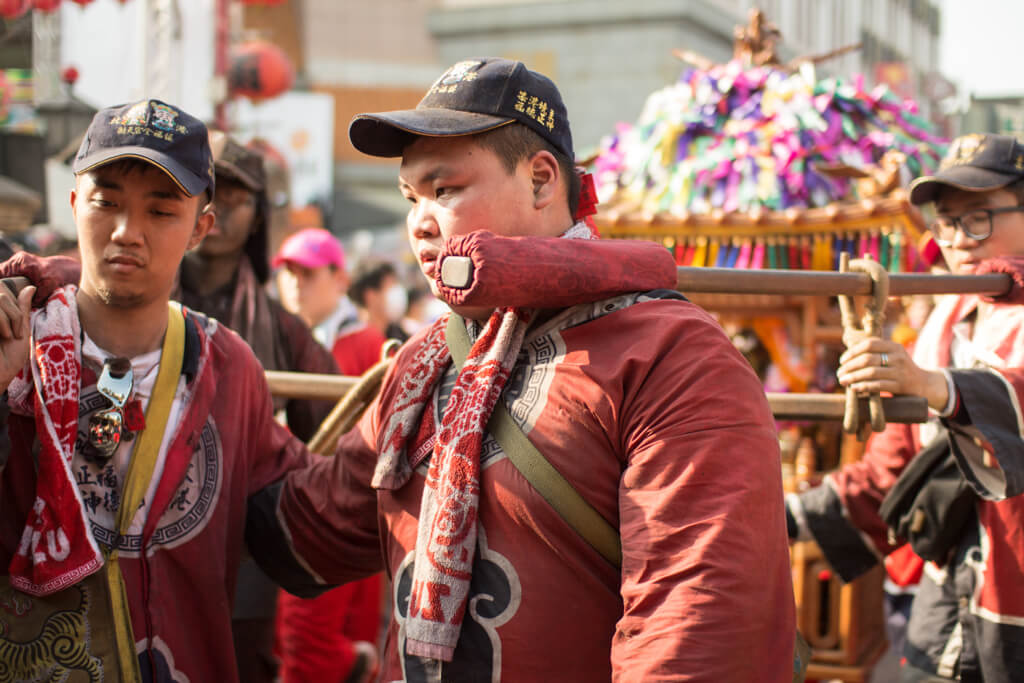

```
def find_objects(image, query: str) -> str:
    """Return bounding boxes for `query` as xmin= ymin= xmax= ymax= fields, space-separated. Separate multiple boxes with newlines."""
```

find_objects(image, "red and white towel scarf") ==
xmin=373 ymin=224 xmax=596 ymax=661
xmin=7 ymin=285 xmax=104 ymax=596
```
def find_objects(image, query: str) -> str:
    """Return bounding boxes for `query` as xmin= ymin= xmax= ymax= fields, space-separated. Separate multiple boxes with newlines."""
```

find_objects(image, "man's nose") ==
xmin=110 ymin=211 xmax=144 ymax=244
xmin=408 ymin=201 xmax=439 ymax=238
xmin=951 ymin=225 xmax=978 ymax=249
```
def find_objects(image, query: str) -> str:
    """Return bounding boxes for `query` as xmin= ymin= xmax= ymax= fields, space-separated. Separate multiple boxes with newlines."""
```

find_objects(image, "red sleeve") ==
xmin=612 ymin=303 xmax=795 ymax=682
xmin=228 ymin=330 xmax=318 ymax=496
xmin=829 ymin=422 xmax=918 ymax=553
xmin=278 ymin=386 xmax=385 ymax=583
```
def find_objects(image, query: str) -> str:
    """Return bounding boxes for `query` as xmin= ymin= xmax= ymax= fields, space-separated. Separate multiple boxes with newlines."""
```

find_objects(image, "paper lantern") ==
xmin=0 ymin=0 xmax=28 ymax=15
xmin=32 ymin=0 xmax=61 ymax=11
xmin=228 ymin=41 xmax=294 ymax=101
xmin=0 ymin=71 xmax=11 ymax=122
xmin=61 ymin=65 xmax=79 ymax=85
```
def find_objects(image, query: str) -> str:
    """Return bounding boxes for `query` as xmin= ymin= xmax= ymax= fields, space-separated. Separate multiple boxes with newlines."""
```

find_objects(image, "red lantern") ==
xmin=0 ymin=0 xmax=29 ymax=17
xmin=61 ymin=65 xmax=79 ymax=85
xmin=0 ymin=71 xmax=11 ymax=122
xmin=228 ymin=41 xmax=294 ymax=101
xmin=69 ymin=0 xmax=94 ymax=6
xmin=32 ymin=0 xmax=61 ymax=11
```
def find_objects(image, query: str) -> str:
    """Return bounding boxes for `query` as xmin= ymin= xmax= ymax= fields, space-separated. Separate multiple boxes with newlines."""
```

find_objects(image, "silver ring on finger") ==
xmin=880 ymin=352 xmax=889 ymax=368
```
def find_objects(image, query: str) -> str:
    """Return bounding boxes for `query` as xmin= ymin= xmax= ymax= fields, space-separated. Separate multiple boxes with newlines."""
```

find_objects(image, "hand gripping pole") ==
xmin=837 ymin=253 xmax=889 ymax=436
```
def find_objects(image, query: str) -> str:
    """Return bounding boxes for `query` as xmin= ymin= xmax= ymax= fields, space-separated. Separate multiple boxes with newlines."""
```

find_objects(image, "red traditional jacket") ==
xmin=792 ymin=260 xmax=1024 ymax=682
xmin=0 ymin=310 xmax=315 ymax=682
xmin=255 ymin=290 xmax=797 ymax=682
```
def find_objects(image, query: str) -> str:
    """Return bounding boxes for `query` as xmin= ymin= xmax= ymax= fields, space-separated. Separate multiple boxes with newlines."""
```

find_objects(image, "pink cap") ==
xmin=272 ymin=228 xmax=346 ymax=271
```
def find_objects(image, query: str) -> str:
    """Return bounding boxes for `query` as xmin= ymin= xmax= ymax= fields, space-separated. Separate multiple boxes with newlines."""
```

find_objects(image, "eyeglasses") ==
xmin=930 ymin=205 xmax=1024 ymax=247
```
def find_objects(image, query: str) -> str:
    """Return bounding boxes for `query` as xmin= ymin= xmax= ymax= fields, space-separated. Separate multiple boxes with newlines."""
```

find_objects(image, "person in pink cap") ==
xmin=273 ymin=228 xmax=387 ymax=376
xmin=271 ymin=227 xmax=385 ymax=683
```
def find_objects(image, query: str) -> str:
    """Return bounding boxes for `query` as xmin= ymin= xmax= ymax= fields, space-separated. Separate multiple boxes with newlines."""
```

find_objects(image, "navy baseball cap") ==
xmin=349 ymin=58 xmax=573 ymax=159
xmin=909 ymin=133 xmax=1024 ymax=205
xmin=210 ymin=130 xmax=265 ymax=193
xmin=72 ymin=99 xmax=215 ymax=198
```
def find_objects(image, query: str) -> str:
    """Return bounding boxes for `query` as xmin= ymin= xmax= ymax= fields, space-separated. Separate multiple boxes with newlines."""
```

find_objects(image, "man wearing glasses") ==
xmin=786 ymin=133 xmax=1024 ymax=682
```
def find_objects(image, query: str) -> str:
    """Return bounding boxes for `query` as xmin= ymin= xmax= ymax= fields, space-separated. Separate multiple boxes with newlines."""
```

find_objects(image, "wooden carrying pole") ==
xmin=267 ymin=370 xmax=928 ymax=426
xmin=267 ymin=265 xmax=1019 ymax=439
xmin=675 ymin=267 xmax=1010 ymax=297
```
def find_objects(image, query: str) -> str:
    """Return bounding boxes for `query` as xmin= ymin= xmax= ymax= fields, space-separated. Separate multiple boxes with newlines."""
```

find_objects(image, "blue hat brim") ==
xmin=909 ymin=165 xmax=1019 ymax=205
xmin=349 ymin=109 xmax=514 ymax=158
xmin=72 ymin=146 xmax=210 ymax=198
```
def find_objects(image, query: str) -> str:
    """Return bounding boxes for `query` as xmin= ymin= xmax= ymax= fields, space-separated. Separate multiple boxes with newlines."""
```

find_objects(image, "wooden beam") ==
xmin=267 ymin=370 xmax=929 ymax=424
xmin=676 ymin=267 xmax=1009 ymax=297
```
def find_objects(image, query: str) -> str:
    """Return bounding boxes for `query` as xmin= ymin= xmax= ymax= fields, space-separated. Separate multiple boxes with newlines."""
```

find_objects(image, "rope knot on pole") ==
xmin=838 ymin=253 xmax=889 ymax=436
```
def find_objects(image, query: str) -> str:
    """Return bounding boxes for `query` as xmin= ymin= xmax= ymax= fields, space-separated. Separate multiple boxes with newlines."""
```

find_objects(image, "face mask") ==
xmin=384 ymin=285 xmax=409 ymax=322
xmin=425 ymin=296 xmax=450 ymax=322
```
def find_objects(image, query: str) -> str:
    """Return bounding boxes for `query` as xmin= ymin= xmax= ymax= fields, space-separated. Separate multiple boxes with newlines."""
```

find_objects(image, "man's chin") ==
xmin=94 ymin=285 xmax=146 ymax=309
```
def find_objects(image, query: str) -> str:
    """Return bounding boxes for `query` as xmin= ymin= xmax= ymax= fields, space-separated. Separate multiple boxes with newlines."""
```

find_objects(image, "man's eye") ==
xmin=962 ymin=211 xmax=988 ymax=229
xmin=435 ymin=187 xmax=450 ymax=199
xmin=92 ymin=198 xmax=114 ymax=207
xmin=152 ymin=209 xmax=176 ymax=217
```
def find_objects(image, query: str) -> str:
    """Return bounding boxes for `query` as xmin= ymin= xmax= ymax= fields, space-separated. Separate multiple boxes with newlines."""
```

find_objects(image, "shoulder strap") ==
xmin=107 ymin=301 xmax=186 ymax=681
xmin=116 ymin=302 xmax=185 ymax=531
xmin=445 ymin=314 xmax=622 ymax=568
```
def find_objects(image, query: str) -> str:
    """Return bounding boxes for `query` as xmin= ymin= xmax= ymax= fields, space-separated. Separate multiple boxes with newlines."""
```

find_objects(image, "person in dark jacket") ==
xmin=175 ymin=131 xmax=338 ymax=683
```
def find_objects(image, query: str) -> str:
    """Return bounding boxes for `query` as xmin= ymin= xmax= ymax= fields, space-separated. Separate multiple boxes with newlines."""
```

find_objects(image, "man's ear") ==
xmin=528 ymin=150 xmax=560 ymax=209
xmin=187 ymin=205 xmax=216 ymax=250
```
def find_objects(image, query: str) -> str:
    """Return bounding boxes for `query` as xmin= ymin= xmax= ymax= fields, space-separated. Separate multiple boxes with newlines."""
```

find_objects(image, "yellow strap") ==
xmin=107 ymin=302 xmax=186 ymax=681
xmin=445 ymin=315 xmax=623 ymax=568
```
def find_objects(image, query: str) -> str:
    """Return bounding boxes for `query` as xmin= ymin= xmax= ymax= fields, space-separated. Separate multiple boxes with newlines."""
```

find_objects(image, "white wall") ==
xmin=59 ymin=0 xmax=215 ymax=120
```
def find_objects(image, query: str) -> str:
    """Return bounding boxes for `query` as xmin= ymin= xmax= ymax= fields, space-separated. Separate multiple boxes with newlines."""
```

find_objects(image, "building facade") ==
xmin=304 ymin=0 xmax=945 ymax=237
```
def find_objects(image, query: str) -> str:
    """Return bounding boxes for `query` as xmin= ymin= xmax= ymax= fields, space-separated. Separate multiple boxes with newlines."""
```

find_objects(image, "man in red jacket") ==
xmin=250 ymin=57 xmax=797 ymax=681
xmin=0 ymin=99 xmax=315 ymax=682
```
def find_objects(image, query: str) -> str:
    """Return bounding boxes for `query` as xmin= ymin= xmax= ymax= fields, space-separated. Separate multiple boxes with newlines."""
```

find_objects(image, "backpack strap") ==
xmin=445 ymin=314 xmax=622 ymax=568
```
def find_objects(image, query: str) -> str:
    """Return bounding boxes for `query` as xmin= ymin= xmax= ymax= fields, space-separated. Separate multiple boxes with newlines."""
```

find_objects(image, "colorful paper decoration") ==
xmin=593 ymin=60 xmax=947 ymax=218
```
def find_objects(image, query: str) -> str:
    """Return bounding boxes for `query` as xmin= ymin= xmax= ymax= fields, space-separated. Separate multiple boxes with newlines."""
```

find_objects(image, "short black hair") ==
xmin=473 ymin=123 xmax=580 ymax=218
xmin=348 ymin=261 xmax=397 ymax=307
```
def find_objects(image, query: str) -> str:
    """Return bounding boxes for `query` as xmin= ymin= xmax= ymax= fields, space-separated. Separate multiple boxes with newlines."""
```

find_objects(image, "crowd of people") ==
xmin=0 ymin=56 xmax=1020 ymax=683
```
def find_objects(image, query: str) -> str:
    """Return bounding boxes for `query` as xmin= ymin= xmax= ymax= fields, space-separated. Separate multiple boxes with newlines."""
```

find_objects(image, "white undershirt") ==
xmin=72 ymin=333 xmax=187 ymax=545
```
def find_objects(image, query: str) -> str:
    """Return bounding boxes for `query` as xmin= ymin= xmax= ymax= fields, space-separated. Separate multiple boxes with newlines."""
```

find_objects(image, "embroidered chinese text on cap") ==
xmin=348 ymin=57 xmax=573 ymax=159
xmin=909 ymin=133 xmax=1024 ymax=206
xmin=271 ymin=227 xmax=346 ymax=271
xmin=72 ymin=99 xmax=215 ymax=198
xmin=210 ymin=130 xmax=266 ymax=193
